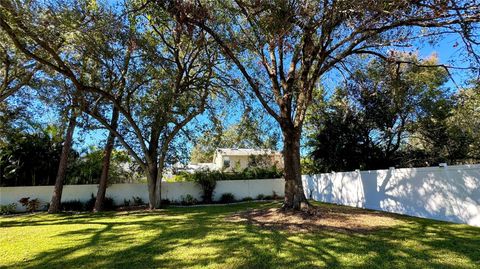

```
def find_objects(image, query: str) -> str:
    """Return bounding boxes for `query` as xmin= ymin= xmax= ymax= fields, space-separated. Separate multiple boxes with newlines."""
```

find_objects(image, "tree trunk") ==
xmin=153 ymin=157 xmax=165 ymax=208
xmin=282 ymin=128 xmax=309 ymax=210
xmin=48 ymin=110 xmax=77 ymax=213
xmin=146 ymin=164 xmax=158 ymax=209
xmin=93 ymin=107 xmax=119 ymax=212
xmin=154 ymin=171 xmax=162 ymax=208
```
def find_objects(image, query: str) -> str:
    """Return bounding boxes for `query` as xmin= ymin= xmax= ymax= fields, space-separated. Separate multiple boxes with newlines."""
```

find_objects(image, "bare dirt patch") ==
xmin=227 ymin=205 xmax=404 ymax=233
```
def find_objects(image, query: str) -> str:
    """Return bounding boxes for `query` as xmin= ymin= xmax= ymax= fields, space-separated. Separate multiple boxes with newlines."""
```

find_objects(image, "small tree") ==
xmin=193 ymin=171 xmax=219 ymax=203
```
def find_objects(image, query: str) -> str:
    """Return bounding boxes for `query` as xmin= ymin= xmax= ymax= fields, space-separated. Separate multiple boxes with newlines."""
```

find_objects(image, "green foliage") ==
xmin=165 ymin=171 xmax=195 ymax=182
xmin=247 ymin=154 xmax=274 ymax=168
xmin=0 ymin=128 xmax=142 ymax=186
xmin=449 ymin=87 xmax=480 ymax=159
xmin=18 ymin=197 xmax=40 ymax=212
xmin=0 ymin=117 xmax=142 ymax=186
xmin=256 ymin=194 xmax=265 ymax=200
xmin=305 ymin=55 xmax=479 ymax=172
xmin=0 ymin=203 xmax=16 ymax=214
xmin=218 ymin=193 xmax=235 ymax=203
xmin=67 ymin=148 xmax=103 ymax=185
xmin=193 ymin=171 xmax=219 ymax=203
xmin=67 ymin=148 xmax=141 ymax=185
xmin=171 ymin=167 xmax=283 ymax=188
xmin=300 ymin=158 xmax=319 ymax=175
xmin=0 ymin=32 xmax=38 ymax=102
xmin=180 ymin=194 xmax=198 ymax=206
xmin=121 ymin=197 xmax=145 ymax=207
xmin=132 ymin=196 xmax=145 ymax=206
xmin=190 ymin=110 xmax=280 ymax=164
xmin=240 ymin=166 xmax=283 ymax=179
xmin=85 ymin=193 xmax=115 ymax=211
xmin=0 ymin=125 xmax=72 ymax=186
xmin=61 ymin=200 xmax=85 ymax=212
xmin=241 ymin=197 xmax=253 ymax=202
xmin=161 ymin=199 xmax=171 ymax=206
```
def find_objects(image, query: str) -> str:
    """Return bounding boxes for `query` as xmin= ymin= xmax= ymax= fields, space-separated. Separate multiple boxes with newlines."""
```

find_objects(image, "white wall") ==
xmin=303 ymin=164 xmax=480 ymax=227
xmin=5 ymin=165 xmax=478 ymax=227
xmin=0 ymin=179 xmax=285 ymax=211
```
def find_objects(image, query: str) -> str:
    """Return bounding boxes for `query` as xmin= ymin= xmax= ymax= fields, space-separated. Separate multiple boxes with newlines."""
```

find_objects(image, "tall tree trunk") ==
xmin=282 ymin=127 xmax=309 ymax=210
xmin=154 ymin=157 xmax=165 ymax=209
xmin=146 ymin=164 xmax=158 ymax=209
xmin=93 ymin=107 xmax=119 ymax=212
xmin=146 ymin=125 xmax=161 ymax=209
xmin=154 ymin=172 xmax=162 ymax=208
xmin=48 ymin=110 xmax=77 ymax=213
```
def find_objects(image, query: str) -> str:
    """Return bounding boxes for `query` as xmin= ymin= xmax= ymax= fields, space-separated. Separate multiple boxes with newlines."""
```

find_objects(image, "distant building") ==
xmin=174 ymin=148 xmax=283 ymax=174
xmin=172 ymin=162 xmax=216 ymax=173
xmin=212 ymin=148 xmax=283 ymax=172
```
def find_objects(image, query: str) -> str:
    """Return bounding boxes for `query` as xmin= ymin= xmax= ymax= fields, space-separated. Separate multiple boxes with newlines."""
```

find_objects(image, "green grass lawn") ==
xmin=1 ymin=201 xmax=479 ymax=269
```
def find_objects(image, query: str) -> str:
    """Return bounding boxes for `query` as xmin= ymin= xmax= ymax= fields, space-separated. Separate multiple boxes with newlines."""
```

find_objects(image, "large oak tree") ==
xmin=160 ymin=0 xmax=480 ymax=209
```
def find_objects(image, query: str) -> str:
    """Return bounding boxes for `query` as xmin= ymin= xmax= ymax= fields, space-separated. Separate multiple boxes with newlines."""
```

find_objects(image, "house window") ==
xmin=223 ymin=157 xmax=230 ymax=168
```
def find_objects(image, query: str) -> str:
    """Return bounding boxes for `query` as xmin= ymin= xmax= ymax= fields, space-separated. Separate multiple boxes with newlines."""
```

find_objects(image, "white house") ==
xmin=175 ymin=148 xmax=283 ymax=174
xmin=212 ymin=148 xmax=283 ymax=171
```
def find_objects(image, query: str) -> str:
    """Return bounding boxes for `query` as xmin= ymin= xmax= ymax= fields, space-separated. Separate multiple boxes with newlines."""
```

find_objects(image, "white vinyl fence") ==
xmin=302 ymin=164 xmax=480 ymax=227
xmin=2 ymin=165 xmax=479 ymax=227
xmin=0 ymin=179 xmax=285 ymax=211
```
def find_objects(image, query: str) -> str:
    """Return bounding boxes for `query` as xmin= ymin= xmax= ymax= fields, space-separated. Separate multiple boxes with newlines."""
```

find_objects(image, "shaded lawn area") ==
xmin=1 ymin=202 xmax=479 ymax=269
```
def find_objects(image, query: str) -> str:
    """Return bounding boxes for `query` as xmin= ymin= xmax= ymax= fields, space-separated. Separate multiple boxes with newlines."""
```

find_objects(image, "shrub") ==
xmin=242 ymin=196 xmax=253 ymax=202
xmin=180 ymin=194 xmax=198 ymax=205
xmin=240 ymin=166 xmax=283 ymax=180
xmin=188 ymin=167 xmax=282 ymax=184
xmin=193 ymin=171 xmax=218 ymax=203
xmin=103 ymin=197 xmax=116 ymax=210
xmin=61 ymin=200 xmax=85 ymax=211
xmin=256 ymin=194 xmax=265 ymax=200
xmin=161 ymin=199 xmax=171 ymax=206
xmin=132 ymin=196 xmax=144 ymax=206
xmin=85 ymin=194 xmax=96 ymax=211
xmin=264 ymin=195 xmax=273 ymax=200
xmin=123 ymin=199 xmax=131 ymax=207
xmin=166 ymin=171 xmax=195 ymax=182
xmin=85 ymin=193 xmax=116 ymax=211
xmin=219 ymin=193 xmax=235 ymax=203
xmin=0 ymin=203 xmax=16 ymax=215
xmin=18 ymin=197 xmax=40 ymax=212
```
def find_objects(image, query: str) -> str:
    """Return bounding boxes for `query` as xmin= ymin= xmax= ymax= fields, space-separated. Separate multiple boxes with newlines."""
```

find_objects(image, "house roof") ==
xmin=215 ymin=148 xmax=281 ymax=156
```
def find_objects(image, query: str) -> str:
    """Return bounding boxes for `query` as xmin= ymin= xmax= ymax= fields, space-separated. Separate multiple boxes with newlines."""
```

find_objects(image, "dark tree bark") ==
xmin=147 ymin=163 xmax=158 ymax=209
xmin=48 ymin=109 xmax=77 ymax=213
xmin=93 ymin=106 xmax=119 ymax=212
xmin=154 ymin=157 xmax=166 ymax=208
xmin=282 ymin=127 xmax=308 ymax=210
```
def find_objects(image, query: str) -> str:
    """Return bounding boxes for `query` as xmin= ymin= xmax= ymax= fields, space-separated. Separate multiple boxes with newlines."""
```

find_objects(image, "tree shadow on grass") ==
xmin=2 ymin=202 xmax=479 ymax=269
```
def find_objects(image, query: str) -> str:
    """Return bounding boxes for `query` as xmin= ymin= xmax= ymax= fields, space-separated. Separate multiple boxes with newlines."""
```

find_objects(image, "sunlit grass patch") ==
xmin=1 ymin=202 xmax=479 ymax=268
